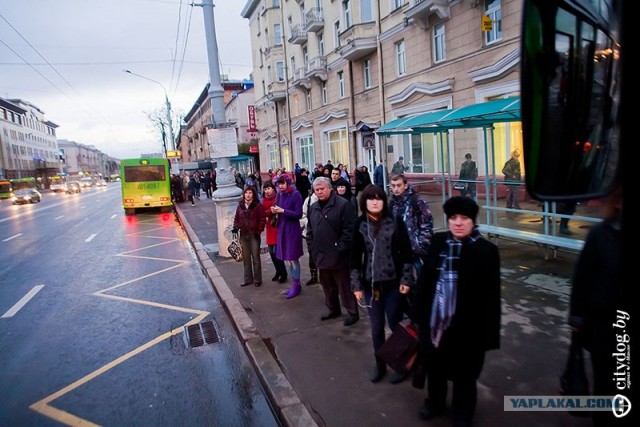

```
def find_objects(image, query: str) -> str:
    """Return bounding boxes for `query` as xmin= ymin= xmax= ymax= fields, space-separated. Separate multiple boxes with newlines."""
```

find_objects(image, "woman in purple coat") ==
xmin=271 ymin=174 xmax=304 ymax=299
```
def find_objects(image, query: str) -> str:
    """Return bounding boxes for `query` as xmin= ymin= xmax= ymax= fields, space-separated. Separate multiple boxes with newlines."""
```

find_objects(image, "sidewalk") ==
xmin=175 ymin=195 xmax=593 ymax=427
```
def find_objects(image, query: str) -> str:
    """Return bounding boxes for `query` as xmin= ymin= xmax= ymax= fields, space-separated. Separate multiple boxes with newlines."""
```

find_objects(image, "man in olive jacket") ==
xmin=306 ymin=177 xmax=359 ymax=326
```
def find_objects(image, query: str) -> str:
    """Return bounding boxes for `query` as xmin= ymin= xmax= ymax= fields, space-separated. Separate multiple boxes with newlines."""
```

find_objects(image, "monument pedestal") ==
xmin=212 ymin=163 xmax=242 ymax=257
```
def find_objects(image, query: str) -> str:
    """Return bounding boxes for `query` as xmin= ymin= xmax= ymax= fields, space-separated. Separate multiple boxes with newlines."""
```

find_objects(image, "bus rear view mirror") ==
xmin=520 ymin=0 xmax=621 ymax=201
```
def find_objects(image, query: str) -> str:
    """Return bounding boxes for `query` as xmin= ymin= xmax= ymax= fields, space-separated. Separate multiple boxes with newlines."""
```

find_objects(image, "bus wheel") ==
xmin=124 ymin=208 xmax=136 ymax=216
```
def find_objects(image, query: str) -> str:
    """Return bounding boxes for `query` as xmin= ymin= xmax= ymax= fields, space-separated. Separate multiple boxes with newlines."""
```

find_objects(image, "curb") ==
xmin=174 ymin=205 xmax=318 ymax=427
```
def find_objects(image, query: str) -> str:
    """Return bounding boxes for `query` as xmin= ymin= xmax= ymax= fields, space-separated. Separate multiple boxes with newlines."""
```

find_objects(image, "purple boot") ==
xmin=286 ymin=279 xmax=301 ymax=299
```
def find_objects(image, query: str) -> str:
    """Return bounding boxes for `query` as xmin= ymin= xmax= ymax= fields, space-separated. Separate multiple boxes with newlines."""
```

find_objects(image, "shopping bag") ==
xmin=227 ymin=232 xmax=243 ymax=262
xmin=375 ymin=319 xmax=419 ymax=374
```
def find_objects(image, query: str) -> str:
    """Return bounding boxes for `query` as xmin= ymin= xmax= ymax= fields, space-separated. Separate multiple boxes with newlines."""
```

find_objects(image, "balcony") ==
xmin=288 ymin=24 xmax=308 ymax=44
xmin=306 ymin=56 xmax=327 ymax=81
xmin=337 ymin=23 xmax=377 ymax=61
xmin=404 ymin=0 xmax=451 ymax=30
xmin=291 ymin=67 xmax=311 ymax=89
xmin=304 ymin=8 xmax=324 ymax=33
xmin=266 ymin=81 xmax=287 ymax=102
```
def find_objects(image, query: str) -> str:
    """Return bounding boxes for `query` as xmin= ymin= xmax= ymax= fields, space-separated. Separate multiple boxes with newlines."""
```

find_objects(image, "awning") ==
xmin=376 ymin=97 xmax=520 ymax=136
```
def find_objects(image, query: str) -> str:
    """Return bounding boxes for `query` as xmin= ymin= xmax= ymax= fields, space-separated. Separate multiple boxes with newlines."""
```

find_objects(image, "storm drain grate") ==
xmin=184 ymin=321 xmax=220 ymax=348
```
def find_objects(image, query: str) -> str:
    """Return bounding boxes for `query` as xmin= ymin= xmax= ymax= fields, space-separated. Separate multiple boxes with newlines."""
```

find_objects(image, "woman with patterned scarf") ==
xmin=412 ymin=196 xmax=500 ymax=427
xmin=350 ymin=184 xmax=416 ymax=384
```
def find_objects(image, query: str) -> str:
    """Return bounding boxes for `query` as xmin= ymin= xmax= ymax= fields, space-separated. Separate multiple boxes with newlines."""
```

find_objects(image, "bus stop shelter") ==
xmin=376 ymin=97 xmax=593 ymax=257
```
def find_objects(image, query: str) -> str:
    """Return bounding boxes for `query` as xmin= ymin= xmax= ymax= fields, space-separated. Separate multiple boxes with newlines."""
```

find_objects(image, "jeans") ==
xmin=365 ymin=283 xmax=406 ymax=352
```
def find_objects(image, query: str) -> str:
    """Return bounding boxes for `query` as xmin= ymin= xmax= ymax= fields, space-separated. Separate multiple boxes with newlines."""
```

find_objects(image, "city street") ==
xmin=0 ymin=184 xmax=278 ymax=426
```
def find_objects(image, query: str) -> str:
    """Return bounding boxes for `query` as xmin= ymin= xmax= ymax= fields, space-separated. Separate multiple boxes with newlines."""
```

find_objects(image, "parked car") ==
xmin=11 ymin=188 xmax=42 ymax=204
xmin=66 ymin=181 xmax=82 ymax=193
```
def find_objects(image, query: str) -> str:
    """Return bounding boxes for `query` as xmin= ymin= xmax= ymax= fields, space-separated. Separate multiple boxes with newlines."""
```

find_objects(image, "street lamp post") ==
xmin=123 ymin=70 xmax=176 ymax=152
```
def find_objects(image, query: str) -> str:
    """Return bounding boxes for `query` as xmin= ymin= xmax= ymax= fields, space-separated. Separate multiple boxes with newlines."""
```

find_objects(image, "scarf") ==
xmin=429 ymin=234 xmax=462 ymax=348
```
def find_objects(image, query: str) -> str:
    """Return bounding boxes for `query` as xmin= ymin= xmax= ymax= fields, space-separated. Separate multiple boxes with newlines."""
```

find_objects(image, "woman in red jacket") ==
xmin=232 ymin=186 xmax=267 ymax=287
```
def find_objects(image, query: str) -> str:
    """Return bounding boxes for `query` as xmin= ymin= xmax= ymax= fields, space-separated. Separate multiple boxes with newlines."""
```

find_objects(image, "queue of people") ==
xmin=229 ymin=159 xmax=505 ymax=427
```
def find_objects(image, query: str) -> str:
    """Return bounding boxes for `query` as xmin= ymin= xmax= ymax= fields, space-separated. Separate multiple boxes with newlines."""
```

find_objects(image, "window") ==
xmin=334 ymin=20 xmax=341 ymax=49
xmin=433 ymin=22 xmax=446 ymax=63
xmin=274 ymin=23 xmax=282 ymax=45
xmin=273 ymin=0 xmax=280 ymax=7
xmin=325 ymin=128 xmax=349 ymax=166
xmin=484 ymin=0 xmax=502 ymax=45
xmin=266 ymin=65 xmax=272 ymax=85
xmin=392 ymin=0 xmax=404 ymax=11
xmin=318 ymin=33 xmax=325 ymax=56
xmin=400 ymin=132 xmax=449 ymax=174
xmin=297 ymin=135 xmax=315 ymax=168
xmin=290 ymin=56 xmax=296 ymax=75
xmin=322 ymin=82 xmax=328 ymax=105
xmin=396 ymin=40 xmax=406 ymax=76
xmin=363 ymin=59 xmax=371 ymax=88
xmin=343 ymin=0 xmax=352 ymax=28
xmin=267 ymin=141 xmax=279 ymax=171
xmin=338 ymin=71 xmax=345 ymax=98
xmin=306 ymin=89 xmax=312 ymax=111
xmin=361 ymin=0 xmax=373 ymax=22
xmin=276 ymin=61 xmax=285 ymax=81
xmin=302 ymin=46 xmax=308 ymax=63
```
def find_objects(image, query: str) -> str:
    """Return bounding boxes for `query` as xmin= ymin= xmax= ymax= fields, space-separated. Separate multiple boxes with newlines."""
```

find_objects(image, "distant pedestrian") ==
xmin=272 ymin=174 xmax=304 ymax=299
xmin=232 ymin=186 xmax=267 ymax=287
xmin=187 ymin=174 xmax=197 ymax=206
xmin=412 ymin=196 xmax=501 ymax=427
xmin=307 ymin=177 xmax=359 ymax=326
xmin=350 ymin=184 xmax=415 ymax=384
xmin=502 ymin=149 xmax=522 ymax=209
xmin=458 ymin=153 xmax=478 ymax=200
xmin=373 ymin=160 xmax=385 ymax=188
xmin=354 ymin=165 xmax=372 ymax=199
xmin=262 ymin=181 xmax=288 ymax=283
xmin=391 ymin=156 xmax=409 ymax=175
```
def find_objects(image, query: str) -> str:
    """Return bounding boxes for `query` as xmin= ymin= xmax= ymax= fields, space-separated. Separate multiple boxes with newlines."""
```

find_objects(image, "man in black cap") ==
xmin=412 ymin=196 xmax=501 ymax=427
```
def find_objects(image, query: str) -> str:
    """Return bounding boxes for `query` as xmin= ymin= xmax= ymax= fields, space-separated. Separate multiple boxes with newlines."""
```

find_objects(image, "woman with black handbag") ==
xmin=350 ymin=184 xmax=415 ymax=384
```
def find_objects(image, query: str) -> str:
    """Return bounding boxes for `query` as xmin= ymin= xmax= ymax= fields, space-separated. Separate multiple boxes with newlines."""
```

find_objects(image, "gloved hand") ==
xmin=232 ymin=227 xmax=239 ymax=234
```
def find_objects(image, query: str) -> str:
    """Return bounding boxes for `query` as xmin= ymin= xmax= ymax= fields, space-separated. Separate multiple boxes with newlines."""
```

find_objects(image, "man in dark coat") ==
xmin=307 ymin=177 xmax=358 ymax=326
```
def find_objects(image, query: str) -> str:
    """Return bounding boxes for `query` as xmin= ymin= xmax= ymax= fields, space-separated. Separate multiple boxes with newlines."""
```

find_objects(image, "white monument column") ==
xmin=196 ymin=0 xmax=242 ymax=256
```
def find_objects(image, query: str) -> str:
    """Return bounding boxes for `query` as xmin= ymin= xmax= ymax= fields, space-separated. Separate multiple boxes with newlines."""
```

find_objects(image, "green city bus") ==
xmin=120 ymin=158 xmax=173 ymax=215
xmin=0 ymin=179 xmax=12 ymax=199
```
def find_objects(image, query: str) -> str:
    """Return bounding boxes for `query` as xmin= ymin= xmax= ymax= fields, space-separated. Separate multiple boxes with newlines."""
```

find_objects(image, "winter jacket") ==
xmin=233 ymin=198 xmax=266 ymax=236
xmin=389 ymin=185 xmax=434 ymax=258
xmin=262 ymin=193 xmax=278 ymax=246
xmin=306 ymin=192 xmax=354 ymax=269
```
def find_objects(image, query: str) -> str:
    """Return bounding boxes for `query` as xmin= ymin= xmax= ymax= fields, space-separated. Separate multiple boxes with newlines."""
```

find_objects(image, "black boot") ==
xmin=369 ymin=358 xmax=387 ymax=383
xmin=305 ymin=268 xmax=318 ymax=286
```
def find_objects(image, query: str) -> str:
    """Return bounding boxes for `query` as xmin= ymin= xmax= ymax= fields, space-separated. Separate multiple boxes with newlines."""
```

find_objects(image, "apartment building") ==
xmin=241 ymin=0 xmax=522 ymax=179
xmin=57 ymin=139 xmax=119 ymax=179
xmin=178 ymin=81 xmax=257 ymax=172
xmin=0 ymin=97 xmax=60 ymax=180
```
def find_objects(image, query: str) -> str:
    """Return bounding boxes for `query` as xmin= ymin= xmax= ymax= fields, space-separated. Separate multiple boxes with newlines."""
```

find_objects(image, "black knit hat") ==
xmin=443 ymin=196 xmax=479 ymax=223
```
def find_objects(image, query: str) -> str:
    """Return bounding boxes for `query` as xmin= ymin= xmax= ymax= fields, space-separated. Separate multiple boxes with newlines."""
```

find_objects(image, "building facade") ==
xmin=241 ymin=0 xmax=522 ymax=180
xmin=0 ymin=97 xmax=60 ymax=181
xmin=178 ymin=80 xmax=258 ymax=173
xmin=57 ymin=139 xmax=119 ymax=179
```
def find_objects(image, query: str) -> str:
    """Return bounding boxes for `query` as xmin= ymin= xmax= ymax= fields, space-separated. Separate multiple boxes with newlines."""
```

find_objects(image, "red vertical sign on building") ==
xmin=247 ymin=105 xmax=257 ymax=132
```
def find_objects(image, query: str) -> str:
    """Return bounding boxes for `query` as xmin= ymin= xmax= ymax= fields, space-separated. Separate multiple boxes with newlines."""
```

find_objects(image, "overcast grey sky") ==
xmin=0 ymin=0 xmax=253 ymax=159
